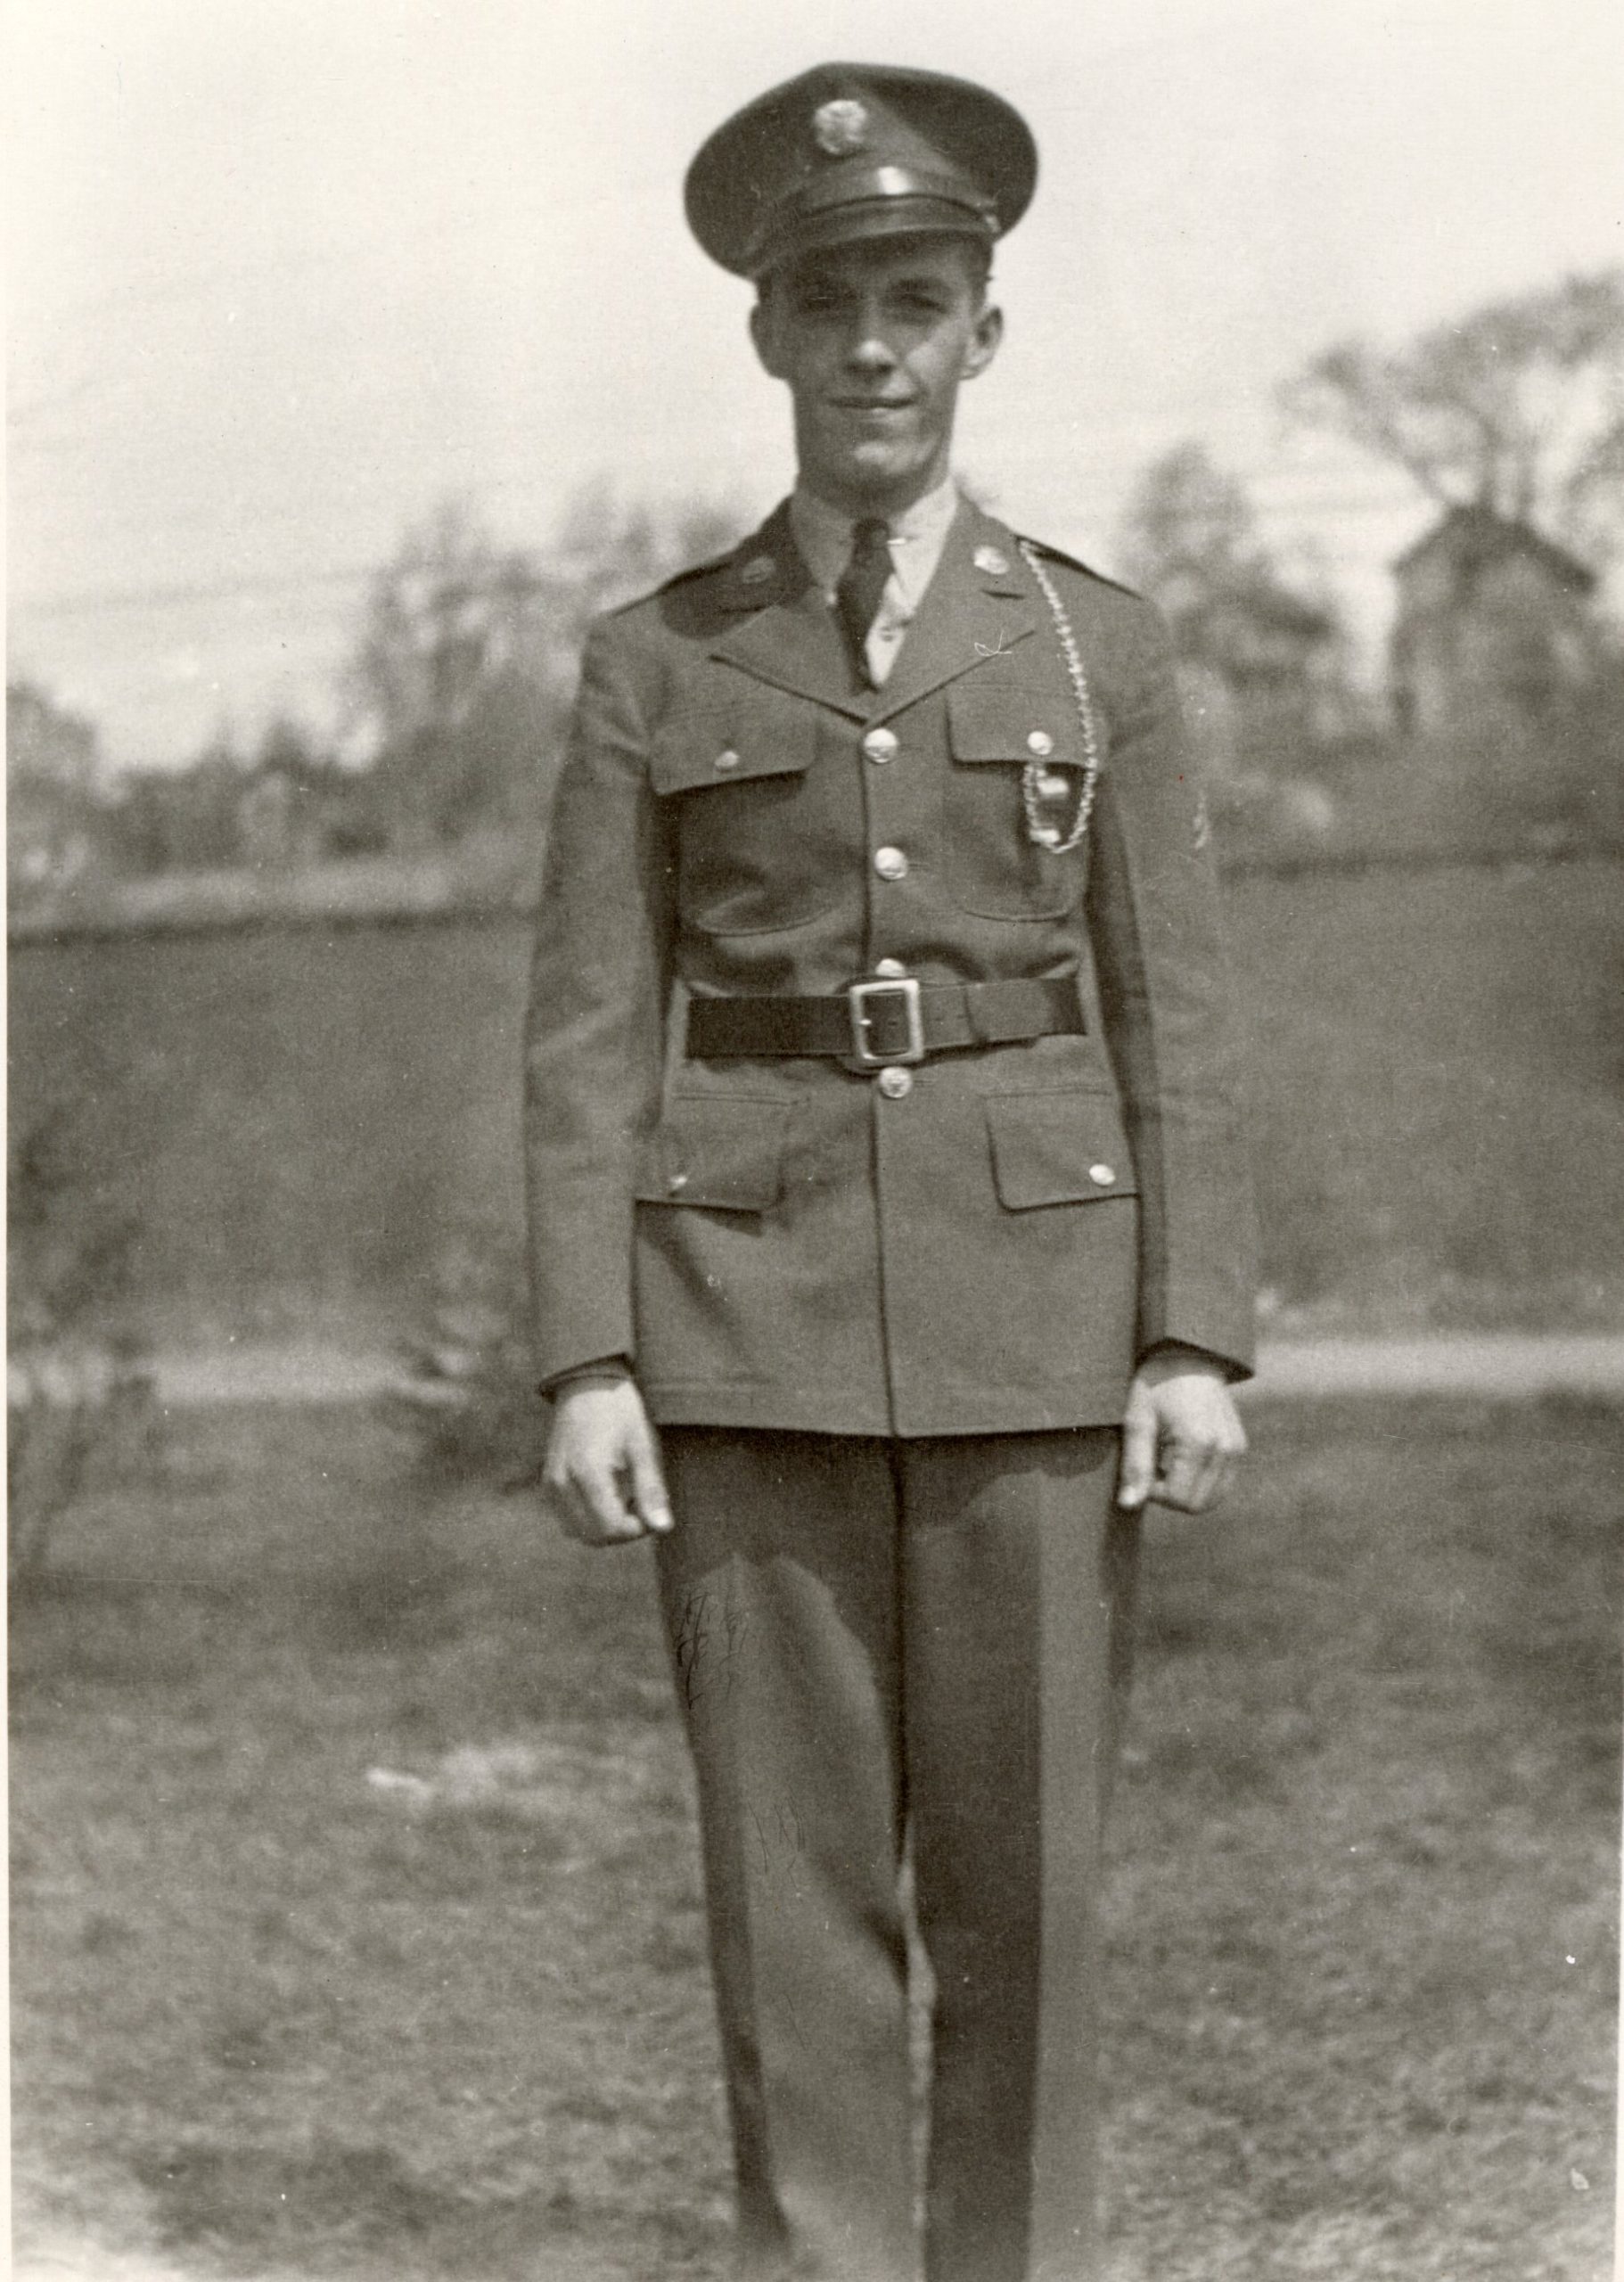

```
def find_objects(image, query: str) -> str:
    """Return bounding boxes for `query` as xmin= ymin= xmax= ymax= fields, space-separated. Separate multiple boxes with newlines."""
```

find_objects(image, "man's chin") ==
xmin=824 ymin=441 xmax=933 ymax=503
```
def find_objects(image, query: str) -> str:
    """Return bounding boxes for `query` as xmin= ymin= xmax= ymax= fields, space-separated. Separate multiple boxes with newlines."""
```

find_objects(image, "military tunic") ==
xmin=524 ymin=495 xmax=1256 ymax=1432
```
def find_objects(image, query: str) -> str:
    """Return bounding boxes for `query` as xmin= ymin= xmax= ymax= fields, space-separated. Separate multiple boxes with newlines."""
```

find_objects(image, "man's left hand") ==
xmin=1117 ymin=1348 xmax=1247 ymax=1514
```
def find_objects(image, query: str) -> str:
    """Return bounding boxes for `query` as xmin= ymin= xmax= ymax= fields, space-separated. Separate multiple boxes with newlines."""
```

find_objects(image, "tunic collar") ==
xmin=788 ymin=472 xmax=963 ymax=612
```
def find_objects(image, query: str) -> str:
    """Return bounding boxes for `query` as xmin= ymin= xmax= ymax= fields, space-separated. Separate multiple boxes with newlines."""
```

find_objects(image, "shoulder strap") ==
xmin=1016 ymin=533 xmax=1144 ymax=601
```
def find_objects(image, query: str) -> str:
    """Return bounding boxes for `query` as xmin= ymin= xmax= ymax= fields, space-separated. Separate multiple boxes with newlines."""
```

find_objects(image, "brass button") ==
xmin=874 ymin=957 xmax=906 ymax=979
xmin=863 ymin=727 xmax=898 ymax=763
xmin=874 ymin=846 xmax=908 ymax=881
xmin=668 ymin=1171 xmax=690 ymax=1192
xmin=1027 ymin=729 xmax=1054 ymax=757
xmin=1088 ymin=1162 xmax=1116 ymax=1187
xmin=714 ymin=749 xmax=741 ymax=772
xmin=877 ymin=1067 xmax=914 ymax=1100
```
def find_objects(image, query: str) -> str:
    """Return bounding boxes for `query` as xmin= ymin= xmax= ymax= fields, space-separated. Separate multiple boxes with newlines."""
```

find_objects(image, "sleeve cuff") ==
xmin=537 ymin=1355 xmax=633 ymax=1400
xmin=1137 ymin=1338 xmax=1252 ymax=1384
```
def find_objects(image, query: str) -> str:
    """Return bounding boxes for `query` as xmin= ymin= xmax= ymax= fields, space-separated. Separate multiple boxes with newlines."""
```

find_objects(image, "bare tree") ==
xmin=1120 ymin=443 xmax=1270 ymax=601
xmin=1285 ymin=269 xmax=1624 ymax=559
xmin=1119 ymin=444 xmax=1341 ymax=691
xmin=346 ymin=499 xmax=551 ymax=758
xmin=344 ymin=488 xmax=744 ymax=851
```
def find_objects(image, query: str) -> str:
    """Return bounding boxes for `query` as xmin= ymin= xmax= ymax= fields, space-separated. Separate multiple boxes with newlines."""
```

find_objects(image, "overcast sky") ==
xmin=8 ymin=0 xmax=1622 ymax=767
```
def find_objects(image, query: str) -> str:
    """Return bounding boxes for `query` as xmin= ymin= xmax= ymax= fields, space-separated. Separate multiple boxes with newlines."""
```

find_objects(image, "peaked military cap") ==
xmin=685 ymin=62 xmax=1038 ymax=279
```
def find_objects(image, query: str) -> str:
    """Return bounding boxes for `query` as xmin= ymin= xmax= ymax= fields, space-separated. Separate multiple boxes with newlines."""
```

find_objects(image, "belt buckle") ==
xmin=849 ymin=977 xmax=925 ymax=1067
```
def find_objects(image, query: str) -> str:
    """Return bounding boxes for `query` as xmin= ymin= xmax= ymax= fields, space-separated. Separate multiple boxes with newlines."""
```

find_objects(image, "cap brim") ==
xmin=750 ymin=194 xmax=996 ymax=278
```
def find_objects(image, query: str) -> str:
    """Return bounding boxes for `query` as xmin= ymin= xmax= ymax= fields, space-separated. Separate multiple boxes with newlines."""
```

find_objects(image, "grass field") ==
xmin=9 ymin=1395 xmax=1618 ymax=2281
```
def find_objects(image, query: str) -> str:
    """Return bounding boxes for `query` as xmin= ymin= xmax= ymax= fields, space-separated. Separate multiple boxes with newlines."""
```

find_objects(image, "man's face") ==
xmin=750 ymin=235 xmax=1002 ymax=513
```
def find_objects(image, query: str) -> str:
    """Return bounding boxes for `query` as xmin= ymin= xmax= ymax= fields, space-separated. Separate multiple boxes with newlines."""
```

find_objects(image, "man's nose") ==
xmin=843 ymin=316 xmax=898 ymax=371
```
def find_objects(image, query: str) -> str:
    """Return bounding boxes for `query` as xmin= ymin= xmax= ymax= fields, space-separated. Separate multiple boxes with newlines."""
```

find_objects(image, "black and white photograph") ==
xmin=8 ymin=4 xmax=1621 ymax=2278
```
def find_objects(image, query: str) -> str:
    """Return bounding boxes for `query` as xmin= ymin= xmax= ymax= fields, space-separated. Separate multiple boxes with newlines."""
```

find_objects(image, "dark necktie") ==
xmin=834 ymin=517 xmax=892 ymax=684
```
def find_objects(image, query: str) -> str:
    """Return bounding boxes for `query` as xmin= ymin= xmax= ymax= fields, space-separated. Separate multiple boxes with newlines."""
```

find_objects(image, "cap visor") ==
xmin=753 ymin=194 xmax=994 ymax=276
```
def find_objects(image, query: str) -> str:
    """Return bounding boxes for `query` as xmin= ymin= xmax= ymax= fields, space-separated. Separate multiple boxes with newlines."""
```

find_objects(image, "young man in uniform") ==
xmin=526 ymin=62 xmax=1255 ymax=2282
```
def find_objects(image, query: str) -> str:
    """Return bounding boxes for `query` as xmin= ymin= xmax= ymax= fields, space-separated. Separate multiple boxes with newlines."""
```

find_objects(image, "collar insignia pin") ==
xmin=739 ymin=554 xmax=776 ymax=586
xmin=812 ymin=99 xmax=870 ymax=157
xmin=973 ymin=545 xmax=1010 ymax=577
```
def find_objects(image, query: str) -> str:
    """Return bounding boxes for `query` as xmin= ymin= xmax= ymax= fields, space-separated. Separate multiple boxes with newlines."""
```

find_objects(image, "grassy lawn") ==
xmin=10 ymin=1397 xmax=1619 ymax=2281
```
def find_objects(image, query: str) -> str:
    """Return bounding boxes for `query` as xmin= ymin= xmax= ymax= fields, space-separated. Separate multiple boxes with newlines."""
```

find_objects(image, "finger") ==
xmin=626 ymin=1423 xmax=674 ymax=1535
xmin=1187 ymin=1449 xmax=1234 ymax=1514
xmin=570 ymin=1461 xmax=644 ymax=1546
xmin=1154 ymin=1444 xmax=1203 ymax=1513
xmin=552 ymin=1474 xmax=599 ymax=1545
xmin=1118 ymin=1406 xmax=1158 ymax=1509
xmin=541 ymin=1460 xmax=594 ymax=1541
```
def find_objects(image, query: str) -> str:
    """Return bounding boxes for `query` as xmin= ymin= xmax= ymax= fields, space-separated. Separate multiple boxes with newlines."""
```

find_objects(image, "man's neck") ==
xmin=795 ymin=467 xmax=959 ymax=530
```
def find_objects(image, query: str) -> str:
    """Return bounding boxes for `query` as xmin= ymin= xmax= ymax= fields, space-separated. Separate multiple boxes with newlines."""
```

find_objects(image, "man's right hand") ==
xmin=541 ymin=1376 xmax=674 ymax=1547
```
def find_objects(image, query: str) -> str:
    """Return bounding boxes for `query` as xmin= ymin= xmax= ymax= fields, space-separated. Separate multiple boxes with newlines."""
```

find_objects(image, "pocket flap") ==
xmin=948 ymin=682 xmax=1090 ymax=768
xmin=986 ymin=1089 xmax=1137 ymax=1210
xmin=651 ymin=700 xmax=816 ymax=797
xmin=634 ymin=1096 xmax=791 ymax=1211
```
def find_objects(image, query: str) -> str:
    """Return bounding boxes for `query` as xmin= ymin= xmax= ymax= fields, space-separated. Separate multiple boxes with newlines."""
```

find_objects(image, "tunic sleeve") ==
xmin=1083 ymin=600 xmax=1257 ymax=1376
xmin=523 ymin=616 xmax=675 ymax=1384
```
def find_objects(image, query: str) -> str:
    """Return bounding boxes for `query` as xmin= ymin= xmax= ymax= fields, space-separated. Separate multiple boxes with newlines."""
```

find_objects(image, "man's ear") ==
xmin=963 ymin=300 xmax=1003 ymax=382
xmin=749 ymin=294 xmax=786 ymax=380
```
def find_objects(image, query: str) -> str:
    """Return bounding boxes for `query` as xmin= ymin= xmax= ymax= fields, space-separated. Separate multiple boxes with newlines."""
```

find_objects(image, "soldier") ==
xmin=527 ymin=62 xmax=1255 ymax=2282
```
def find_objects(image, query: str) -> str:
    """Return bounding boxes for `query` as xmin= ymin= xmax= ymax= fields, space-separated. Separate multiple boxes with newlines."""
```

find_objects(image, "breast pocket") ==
xmin=945 ymin=683 xmax=1093 ymax=921
xmin=651 ymin=692 xmax=844 ymax=936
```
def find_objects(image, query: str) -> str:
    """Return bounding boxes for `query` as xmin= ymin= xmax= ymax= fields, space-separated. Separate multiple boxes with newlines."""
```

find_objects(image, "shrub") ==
xmin=7 ymin=1096 xmax=159 ymax=1585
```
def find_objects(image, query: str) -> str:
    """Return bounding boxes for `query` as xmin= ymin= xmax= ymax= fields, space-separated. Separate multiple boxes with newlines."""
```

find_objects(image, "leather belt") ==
xmin=686 ymin=973 xmax=1085 ymax=1067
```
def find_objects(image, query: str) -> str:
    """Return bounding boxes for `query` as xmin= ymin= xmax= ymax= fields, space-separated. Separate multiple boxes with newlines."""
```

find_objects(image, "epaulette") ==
xmin=1013 ymin=533 xmax=1145 ymax=603
xmin=604 ymin=549 xmax=739 ymax=619
xmin=656 ymin=549 xmax=739 ymax=595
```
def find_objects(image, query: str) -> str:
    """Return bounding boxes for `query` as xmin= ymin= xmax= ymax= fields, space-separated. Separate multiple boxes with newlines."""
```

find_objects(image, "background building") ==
xmin=1390 ymin=506 xmax=1600 ymax=738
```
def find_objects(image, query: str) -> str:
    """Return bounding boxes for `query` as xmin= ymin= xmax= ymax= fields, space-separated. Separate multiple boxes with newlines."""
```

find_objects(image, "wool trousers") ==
xmin=656 ymin=1425 xmax=1141 ymax=2282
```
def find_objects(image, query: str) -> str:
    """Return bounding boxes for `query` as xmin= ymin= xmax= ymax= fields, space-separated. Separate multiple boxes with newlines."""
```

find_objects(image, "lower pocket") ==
xmin=985 ymin=1088 xmax=1137 ymax=1209
xmin=633 ymin=1096 xmax=791 ymax=1212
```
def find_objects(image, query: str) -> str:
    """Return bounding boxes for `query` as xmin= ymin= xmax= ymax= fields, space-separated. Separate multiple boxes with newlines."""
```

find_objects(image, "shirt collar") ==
xmin=788 ymin=473 xmax=963 ymax=610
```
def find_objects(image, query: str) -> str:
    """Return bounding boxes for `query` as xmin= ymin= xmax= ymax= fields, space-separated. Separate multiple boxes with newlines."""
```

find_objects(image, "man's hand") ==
xmin=542 ymin=1377 xmax=674 ymax=1546
xmin=1117 ymin=1348 xmax=1247 ymax=1514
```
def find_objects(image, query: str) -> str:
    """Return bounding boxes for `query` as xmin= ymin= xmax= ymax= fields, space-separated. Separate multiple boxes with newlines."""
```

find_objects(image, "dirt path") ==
xmin=13 ymin=2248 xmax=323 ymax=2282
xmin=1245 ymin=1330 xmax=1624 ymax=1399
xmin=123 ymin=1331 xmax=1624 ymax=1407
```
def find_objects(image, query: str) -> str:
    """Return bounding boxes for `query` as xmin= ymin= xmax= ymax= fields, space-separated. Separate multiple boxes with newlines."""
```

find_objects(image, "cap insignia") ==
xmin=973 ymin=545 xmax=1011 ymax=577
xmin=812 ymin=99 xmax=870 ymax=157
xmin=739 ymin=554 xmax=776 ymax=586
